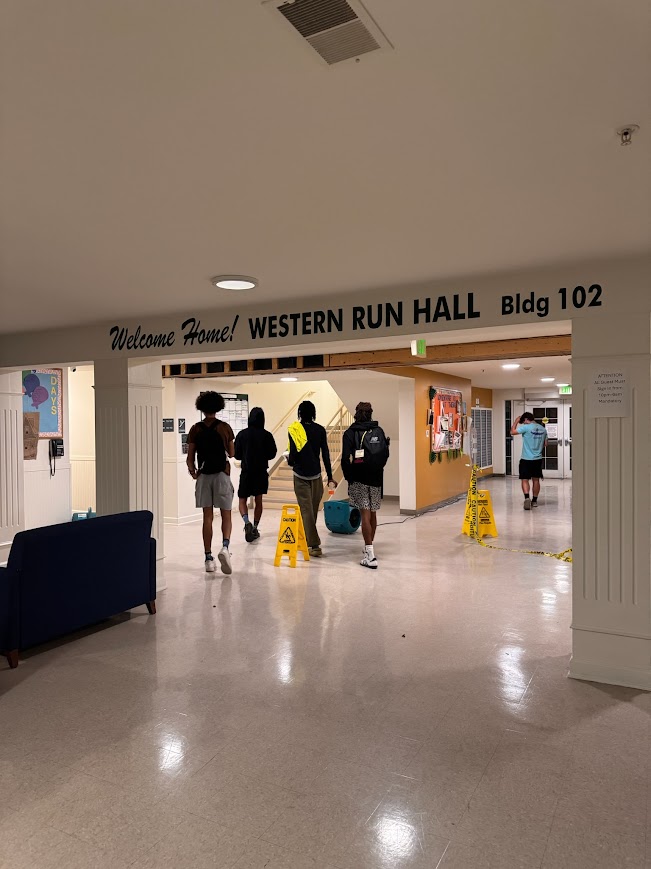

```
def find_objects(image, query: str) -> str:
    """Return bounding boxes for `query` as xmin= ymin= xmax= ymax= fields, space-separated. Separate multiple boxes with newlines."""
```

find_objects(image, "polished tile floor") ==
xmin=2 ymin=478 xmax=649 ymax=868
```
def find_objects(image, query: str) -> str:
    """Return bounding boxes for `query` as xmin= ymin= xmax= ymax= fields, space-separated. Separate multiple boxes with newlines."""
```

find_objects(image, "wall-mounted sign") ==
xmin=162 ymin=418 xmax=174 ymax=432
xmin=430 ymin=387 xmax=463 ymax=460
xmin=589 ymin=368 xmax=629 ymax=417
xmin=558 ymin=385 xmax=572 ymax=395
xmin=22 ymin=368 xmax=63 ymax=438
xmin=178 ymin=418 xmax=186 ymax=433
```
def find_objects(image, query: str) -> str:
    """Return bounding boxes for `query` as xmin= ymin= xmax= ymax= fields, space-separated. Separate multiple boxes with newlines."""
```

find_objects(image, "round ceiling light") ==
xmin=540 ymin=377 xmax=555 ymax=382
xmin=501 ymin=363 xmax=520 ymax=370
xmin=280 ymin=376 xmax=297 ymax=382
xmin=211 ymin=275 xmax=257 ymax=291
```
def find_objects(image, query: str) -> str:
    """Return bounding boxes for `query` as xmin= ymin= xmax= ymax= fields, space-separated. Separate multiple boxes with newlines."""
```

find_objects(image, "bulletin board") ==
xmin=429 ymin=387 xmax=463 ymax=461
xmin=22 ymin=368 xmax=63 ymax=438
xmin=199 ymin=392 xmax=249 ymax=436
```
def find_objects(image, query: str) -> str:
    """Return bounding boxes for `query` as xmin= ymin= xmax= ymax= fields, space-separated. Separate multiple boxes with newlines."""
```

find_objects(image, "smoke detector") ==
xmin=265 ymin=0 xmax=393 ymax=66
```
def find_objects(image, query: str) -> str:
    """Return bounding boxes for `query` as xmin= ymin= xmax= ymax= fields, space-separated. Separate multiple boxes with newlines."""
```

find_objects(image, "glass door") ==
xmin=521 ymin=402 xmax=571 ymax=479
xmin=526 ymin=404 xmax=562 ymax=479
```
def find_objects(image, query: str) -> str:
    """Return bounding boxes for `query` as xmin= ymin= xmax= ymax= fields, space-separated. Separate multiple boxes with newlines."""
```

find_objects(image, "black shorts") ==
xmin=237 ymin=471 xmax=269 ymax=499
xmin=519 ymin=458 xmax=543 ymax=480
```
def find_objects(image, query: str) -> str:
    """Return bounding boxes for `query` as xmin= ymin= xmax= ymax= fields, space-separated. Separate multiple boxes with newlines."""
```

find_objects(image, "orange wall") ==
xmin=471 ymin=387 xmax=494 ymax=477
xmin=383 ymin=366 xmax=472 ymax=510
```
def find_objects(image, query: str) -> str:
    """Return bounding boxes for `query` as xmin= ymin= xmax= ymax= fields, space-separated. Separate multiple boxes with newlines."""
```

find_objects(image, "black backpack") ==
xmin=355 ymin=426 xmax=390 ymax=469
xmin=195 ymin=420 xmax=227 ymax=475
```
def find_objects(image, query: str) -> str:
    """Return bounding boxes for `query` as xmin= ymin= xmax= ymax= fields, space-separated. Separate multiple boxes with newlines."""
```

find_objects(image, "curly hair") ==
xmin=354 ymin=402 xmax=373 ymax=423
xmin=195 ymin=391 xmax=225 ymax=415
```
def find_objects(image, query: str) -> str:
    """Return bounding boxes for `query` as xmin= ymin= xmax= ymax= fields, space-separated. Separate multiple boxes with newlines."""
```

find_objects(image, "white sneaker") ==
xmin=218 ymin=547 xmax=233 ymax=575
xmin=360 ymin=553 xmax=378 ymax=569
xmin=205 ymin=555 xmax=216 ymax=573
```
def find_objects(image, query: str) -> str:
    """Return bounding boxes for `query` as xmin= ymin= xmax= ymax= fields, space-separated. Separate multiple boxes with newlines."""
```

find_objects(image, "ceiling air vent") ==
xmin=265 ymin=0 xmax=393 ymax=66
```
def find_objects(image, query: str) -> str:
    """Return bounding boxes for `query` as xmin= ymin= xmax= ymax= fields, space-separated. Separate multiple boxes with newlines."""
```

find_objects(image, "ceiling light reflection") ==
xmin=373 ymin=815 xmax=418 ymax=860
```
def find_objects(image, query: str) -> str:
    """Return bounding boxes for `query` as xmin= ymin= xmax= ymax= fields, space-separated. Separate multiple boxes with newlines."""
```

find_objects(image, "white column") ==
xmin=0 ymin=372 xmax=24 ymax=563
xmin=94 ymin=358 xmax=165 ymax=590
xmin=399 ymin=379 xmax=416 ymax=513
xmin=570 ymin=314 xmax=651 ymax=689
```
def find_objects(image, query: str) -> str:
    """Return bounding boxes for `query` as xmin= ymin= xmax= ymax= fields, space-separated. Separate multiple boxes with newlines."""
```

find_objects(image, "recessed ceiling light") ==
xmin=540 ymin=377 xmax=555 ymax=382
xmin=280 ymin=376 xmax=297 ymax=382
xmin=556 ymin=383 xmax=569 ymax=387
xmin=501 ymin=363 xmax=520 ymax=370
xmin=211 ymin=275 xmax=257 ymax=290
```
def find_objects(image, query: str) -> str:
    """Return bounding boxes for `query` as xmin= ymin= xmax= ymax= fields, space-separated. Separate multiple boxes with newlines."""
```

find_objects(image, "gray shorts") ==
xmin=195 ymin=472 xmax=234 ymax=510
xmin=348 ymin=481 xmax=381 ymax=512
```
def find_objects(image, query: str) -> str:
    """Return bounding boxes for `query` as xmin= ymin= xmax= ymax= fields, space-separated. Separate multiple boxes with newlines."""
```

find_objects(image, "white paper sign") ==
xmin=589 ymin=368 xmax=630 ymax=418
xmin=546 ymin=423 xmax=558 ymax=439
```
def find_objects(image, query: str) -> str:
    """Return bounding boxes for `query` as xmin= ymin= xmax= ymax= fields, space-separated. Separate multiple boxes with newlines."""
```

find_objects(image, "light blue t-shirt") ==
xmin=517 ymin=422 xmax=547 ymax=460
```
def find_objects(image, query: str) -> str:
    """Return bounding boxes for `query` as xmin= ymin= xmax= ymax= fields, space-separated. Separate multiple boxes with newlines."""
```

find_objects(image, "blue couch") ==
xmin=0 ymin=511 xmax=156 ymax=669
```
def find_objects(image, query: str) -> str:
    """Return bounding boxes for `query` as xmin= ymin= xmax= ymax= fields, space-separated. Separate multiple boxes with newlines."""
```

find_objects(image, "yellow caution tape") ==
xmin=464 ymin=466 xmax=572 ymax=563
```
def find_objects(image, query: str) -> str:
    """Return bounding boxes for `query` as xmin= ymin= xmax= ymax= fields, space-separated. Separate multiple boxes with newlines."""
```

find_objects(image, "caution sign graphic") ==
xmin=274 ymin=504 xmax=310 ymax=568
xmin=279 ymin=526 xmax=296 ymax=545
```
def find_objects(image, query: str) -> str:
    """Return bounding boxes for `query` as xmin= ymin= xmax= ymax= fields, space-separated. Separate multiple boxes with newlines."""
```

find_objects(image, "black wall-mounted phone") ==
xmin=49 ymin=438 xmax=64 ymax=476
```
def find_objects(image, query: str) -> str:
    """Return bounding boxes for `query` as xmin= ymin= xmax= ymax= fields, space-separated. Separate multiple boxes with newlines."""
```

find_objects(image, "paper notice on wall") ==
xmin=23 ymin=412 xmax=39 ymax=460
xmin=588 ymin=368 xmax=630 ymax=417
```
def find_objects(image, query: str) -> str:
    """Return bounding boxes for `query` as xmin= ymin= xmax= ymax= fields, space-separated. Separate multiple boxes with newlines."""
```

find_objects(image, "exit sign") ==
xmin=558 ymin=385 xmax=572 ymax=395
xmin=410 ymin=339 xmax=427 ymax=358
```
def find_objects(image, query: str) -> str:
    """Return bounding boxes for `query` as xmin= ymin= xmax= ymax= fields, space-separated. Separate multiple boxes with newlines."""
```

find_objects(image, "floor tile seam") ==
xmin=537 ymin=789 xmax=565 ymax=869
xmin=40 ymin=823 xmax=135 ymax=867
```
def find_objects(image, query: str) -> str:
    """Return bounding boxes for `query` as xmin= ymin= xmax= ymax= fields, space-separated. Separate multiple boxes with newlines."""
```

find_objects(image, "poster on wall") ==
xmin=430 ymin=387 xmax=463 ymax=459
xmin=22 ymin=369 xmax=63 ymax=438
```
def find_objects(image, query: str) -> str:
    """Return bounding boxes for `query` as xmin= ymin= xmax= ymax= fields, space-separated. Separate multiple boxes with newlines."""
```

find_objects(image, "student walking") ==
xmin=234 ymin=407 xmax=277 ymax=542
xmin=287 ymin=400 xmax=335 ymax=558
xmin=186 ymin=391 xmax=235 ymax=574
xmin=511 ymin=412 xmax=548 ymax=510
xmin=342 ymin=402 xmax=390 ymax=569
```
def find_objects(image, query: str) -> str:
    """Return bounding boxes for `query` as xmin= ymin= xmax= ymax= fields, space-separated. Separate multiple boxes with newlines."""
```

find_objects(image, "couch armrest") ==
xmin=149 ymin=538 xmax=157 ymax=603
xmin=0 ymin=566 xmax=20 ymax=654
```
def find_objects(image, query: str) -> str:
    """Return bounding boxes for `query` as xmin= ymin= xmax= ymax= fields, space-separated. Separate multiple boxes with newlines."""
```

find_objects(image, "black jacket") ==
xmin=342 ymin=420 xmax=385 ymax=488
xmin=288 ymin=421 xmax=333 ymax=480
xmin=234 ymin=408 xmax=277 ymax=474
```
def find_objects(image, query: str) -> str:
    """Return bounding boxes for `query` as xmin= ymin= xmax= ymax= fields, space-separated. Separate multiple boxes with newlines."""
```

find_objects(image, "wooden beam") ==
xmin=329 ymin=335 xmax=571 ymax=369
xmin=161 ymin=335 xmax=571 ymax=378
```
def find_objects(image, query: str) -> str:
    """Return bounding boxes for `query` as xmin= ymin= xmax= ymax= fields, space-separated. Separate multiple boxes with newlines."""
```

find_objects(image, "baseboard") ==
xmin=164 ymin=513 xmax=202 ymax=526
xmin=569 ymin=658 xmax=651 ymax=691
xmin=400 ymin=491 xmax=466 ymax=516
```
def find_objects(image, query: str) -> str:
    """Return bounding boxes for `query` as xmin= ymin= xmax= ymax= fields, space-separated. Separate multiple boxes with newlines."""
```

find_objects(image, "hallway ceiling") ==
xmin=1 ymin=0 xmax=649 ymax=335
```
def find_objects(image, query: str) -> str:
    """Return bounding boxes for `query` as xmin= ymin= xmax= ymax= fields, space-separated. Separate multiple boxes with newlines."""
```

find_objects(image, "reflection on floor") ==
xmin=1 ymin=478 xmax=648 ymax=868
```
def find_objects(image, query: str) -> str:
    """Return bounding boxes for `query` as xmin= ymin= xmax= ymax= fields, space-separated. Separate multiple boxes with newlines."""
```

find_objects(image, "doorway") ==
xmin=523 ymin=401 xmax=572 ymax=479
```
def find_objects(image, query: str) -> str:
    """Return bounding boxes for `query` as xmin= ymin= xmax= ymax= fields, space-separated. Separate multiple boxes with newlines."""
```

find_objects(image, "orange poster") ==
xmin=430 ymin=388 xmax=462 ymax=456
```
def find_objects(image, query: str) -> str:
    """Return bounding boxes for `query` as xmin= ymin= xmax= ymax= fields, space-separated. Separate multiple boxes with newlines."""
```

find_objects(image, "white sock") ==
xmin=365 ymin=544 xmax=375 ymax=558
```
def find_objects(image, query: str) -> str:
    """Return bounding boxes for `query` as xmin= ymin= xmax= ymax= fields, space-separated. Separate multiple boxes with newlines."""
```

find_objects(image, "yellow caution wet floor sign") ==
xmin=462 ymin=470 xmax=498 ymax=539
xmin=274 ymin=504 xmax=310 ymax=568
xmin=461 ymin=465 xmax=572 ymax=562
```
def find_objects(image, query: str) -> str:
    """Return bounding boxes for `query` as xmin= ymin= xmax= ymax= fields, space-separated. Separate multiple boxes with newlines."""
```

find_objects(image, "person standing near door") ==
xmin=342 ymin=402 xmax=390 ymax=569
xmin=234 ymin=407 xmax=277 ymax=542
xmin=511 ymin=412 xmax=548 ymax=510
xmin=287 ymin=400 xmax=335 ymax=557
xmin=187 ymin=391 xmax=235 ymax=574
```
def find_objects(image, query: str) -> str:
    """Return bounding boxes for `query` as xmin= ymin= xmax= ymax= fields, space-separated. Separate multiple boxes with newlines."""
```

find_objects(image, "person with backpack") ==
xmin=234 ymin=407 xmax=277 ymax=542
xmin=287 ymin=400 xmax=335 ymax=558
xmin=186 ymin=391 xmax=235 ymax=575
xmin=342 ymin=402 xmax=390 ymax=569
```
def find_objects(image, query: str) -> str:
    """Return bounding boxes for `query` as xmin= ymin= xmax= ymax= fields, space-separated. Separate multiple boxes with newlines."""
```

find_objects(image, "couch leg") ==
xmin=6 ymin=650 xmax=18 ymax=669
xmin=146 ymin=601 xmax=156 ymax=615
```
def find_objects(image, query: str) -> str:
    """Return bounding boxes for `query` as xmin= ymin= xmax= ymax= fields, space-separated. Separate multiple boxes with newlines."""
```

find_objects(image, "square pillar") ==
xmin=570 ymin=314 xmax=651 ymax=688
xmin=0 ymin=372 xmax=24 ymax=563
xmin=94 ymin=358 xmax=165 ymax=590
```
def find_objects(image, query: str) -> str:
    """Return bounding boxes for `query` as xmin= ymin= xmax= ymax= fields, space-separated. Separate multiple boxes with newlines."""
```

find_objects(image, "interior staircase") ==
xmin=265 ymin=401 xmax=353 ymax=509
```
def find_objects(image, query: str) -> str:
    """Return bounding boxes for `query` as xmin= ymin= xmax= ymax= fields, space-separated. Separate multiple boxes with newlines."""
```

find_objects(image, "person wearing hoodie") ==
xmin=234 ymin=407 xmax=277 ymax=542
xmin=342 ymin=402 xmax=390 ymax=569
xmin=287 ymin=400 xmax=335 ymax=557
